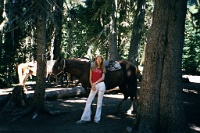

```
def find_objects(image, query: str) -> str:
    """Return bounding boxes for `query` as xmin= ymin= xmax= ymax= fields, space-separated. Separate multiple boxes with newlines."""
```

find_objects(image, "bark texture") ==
xmin=32 ymin=0 xmax=47 ymax=113
xmin=137 ymin=0 xmax=188 ymax=132
xmin=108 ymin=0 xmax=119 ymax=60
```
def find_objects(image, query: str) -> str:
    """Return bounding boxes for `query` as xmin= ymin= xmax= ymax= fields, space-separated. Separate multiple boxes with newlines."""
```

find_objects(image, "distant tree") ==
xmin=182 ymin=2 xmax=200 ymax=74
xmin=137 ymin=0 xmax=189 ymax=132
xmin=53 ymin=0 xmax=63 ymax=60
xmin=0 ymin=0 xmax=5 ymax=86
xmin=108 ymin=0 xmax=119 ymax=60
xmin=128 ymin=0 xmax=146 ymax=65
xmin=0 ymin=0 xmax=4 ymax=63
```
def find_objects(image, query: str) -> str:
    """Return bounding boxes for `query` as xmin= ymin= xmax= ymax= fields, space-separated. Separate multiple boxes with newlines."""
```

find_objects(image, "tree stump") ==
xmin=1 ymin=85 xmax=27 ymax=112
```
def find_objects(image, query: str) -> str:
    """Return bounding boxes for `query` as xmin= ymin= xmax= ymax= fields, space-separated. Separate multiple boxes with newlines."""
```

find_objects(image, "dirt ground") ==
xmin=0 ymin=77 xmax=200 ymax=133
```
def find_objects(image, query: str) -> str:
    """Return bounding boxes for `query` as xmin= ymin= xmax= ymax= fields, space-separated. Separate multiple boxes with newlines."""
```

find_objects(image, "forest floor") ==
xmin=0 ymin=75 xmax=200 ymax=133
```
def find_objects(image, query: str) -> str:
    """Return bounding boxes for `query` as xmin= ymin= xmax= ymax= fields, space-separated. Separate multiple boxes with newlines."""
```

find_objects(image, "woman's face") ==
xmin=96 ymin=56 xmax=102 ymax=66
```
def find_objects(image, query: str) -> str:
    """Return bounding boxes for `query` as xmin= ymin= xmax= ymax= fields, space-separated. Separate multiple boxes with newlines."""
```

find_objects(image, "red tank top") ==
xmin=91 ymin=68 xmax=103 ymax=83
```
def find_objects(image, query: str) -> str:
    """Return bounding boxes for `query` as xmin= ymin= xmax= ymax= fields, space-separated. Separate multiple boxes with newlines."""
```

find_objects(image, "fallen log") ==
xmin=44 ymin=86 xmax=86 ymax=100
xmin=26 ymin=86 xmax=86 ymax=100
xmin=0 ymin=86 xmax=86 ymax=108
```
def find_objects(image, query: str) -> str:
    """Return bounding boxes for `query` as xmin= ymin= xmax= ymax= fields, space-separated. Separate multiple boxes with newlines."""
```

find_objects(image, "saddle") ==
xmin=105 ymin=60 xmax=121 ymax=71
xmin=90 ymin=60 xmax=122 ymax=72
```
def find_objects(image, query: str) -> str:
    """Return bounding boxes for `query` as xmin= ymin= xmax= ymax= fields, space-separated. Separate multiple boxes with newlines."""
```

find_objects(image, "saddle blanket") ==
xmin=105 ymin=60 xmax=121 ymax=71
xmin=90 ymin=60 xmax=122 ymax=71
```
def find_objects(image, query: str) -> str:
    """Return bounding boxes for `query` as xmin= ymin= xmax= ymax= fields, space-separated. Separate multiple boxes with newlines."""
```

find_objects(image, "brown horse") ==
xmin=52 ymin=57 xmax=138 ymax=113
xmin=17 ymin=60 xmax=57 ymax=87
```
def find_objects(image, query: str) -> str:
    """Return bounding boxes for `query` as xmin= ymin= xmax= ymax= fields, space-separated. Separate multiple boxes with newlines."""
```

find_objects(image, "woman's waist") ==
xmin=92 ymin=80 xmax=104 ymax=84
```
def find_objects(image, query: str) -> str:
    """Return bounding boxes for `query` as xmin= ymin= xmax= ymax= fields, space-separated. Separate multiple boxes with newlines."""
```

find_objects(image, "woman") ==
xmin=76 ymin=55 xmax=106 ymax=124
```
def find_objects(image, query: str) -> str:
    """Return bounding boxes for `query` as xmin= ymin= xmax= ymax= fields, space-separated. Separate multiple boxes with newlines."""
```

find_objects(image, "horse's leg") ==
xmin=21 ymin=74 xmax=26 ymax=87
xmin=18 ymin=64 xmax=23 ymax=85
xmin=127 ymin=97 xmax=137 ymax=115
xmin=132 ymin=98 xmax=137 ymax=114
xmin=118 ymin=99 xmax=125 ymax=113
xmin=60 ymin=73 xmax=65 ymax=87
xmin=29 ymin=75 xmax=32 ymax=79
xmin=127 ymin=84 xmax=138 ymax=114
xmin=118 ymin=84 xmax=127 ymax=113
xmin=66 ymin=73 xmax=70 ymax=87
xmin=22 ymin=73 xmax=30 ymax=92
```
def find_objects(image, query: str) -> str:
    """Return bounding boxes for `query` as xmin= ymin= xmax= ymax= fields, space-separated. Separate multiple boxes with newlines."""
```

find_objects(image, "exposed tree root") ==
xmin=8 ymin=107 xmax=33 ymax=123
xmin=30 ymin=109 xmax=69 ymax=120
xmin=0 ymin=85 xmax=33 ymax=123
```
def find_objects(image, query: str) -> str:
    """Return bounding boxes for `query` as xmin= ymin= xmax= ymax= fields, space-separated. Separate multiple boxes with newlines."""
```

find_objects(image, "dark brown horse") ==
xmin=52 ymin=57 xmax=138 ymax=113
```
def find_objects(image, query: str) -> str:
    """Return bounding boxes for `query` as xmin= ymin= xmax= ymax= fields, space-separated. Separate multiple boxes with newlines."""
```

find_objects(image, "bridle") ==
xmin=49 ymin=59 xmax=66 ymax=82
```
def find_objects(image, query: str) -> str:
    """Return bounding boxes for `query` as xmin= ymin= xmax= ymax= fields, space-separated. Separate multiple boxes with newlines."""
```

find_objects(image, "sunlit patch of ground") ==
xmin=183 ymin=88 xmax=198 ymax=94
xmin=104 ymin=93 xmax=123 ymax=99
xmin=190 ymin=124 xmax=200 ymax=132
xmin=183 ymin=75 xmax=200 ymax=83
xmin=64 ymin=97 xmax=87 ymax=103
xmin=182 ymin=75 xmax=200 ymax=133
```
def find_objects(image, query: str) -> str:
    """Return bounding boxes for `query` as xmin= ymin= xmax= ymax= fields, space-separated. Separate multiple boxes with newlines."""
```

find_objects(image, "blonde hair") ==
xmin=91 ymin=55 xmax=106 ymax=73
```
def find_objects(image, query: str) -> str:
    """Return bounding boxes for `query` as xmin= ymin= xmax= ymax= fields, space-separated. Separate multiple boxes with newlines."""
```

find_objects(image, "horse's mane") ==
xmin=71 ymin=58 xmax=90 ymax=62
xmin=65 ymin=58 xmax=91 ymax=66
xmin=63 ymin=58 xmax=91 ymax=71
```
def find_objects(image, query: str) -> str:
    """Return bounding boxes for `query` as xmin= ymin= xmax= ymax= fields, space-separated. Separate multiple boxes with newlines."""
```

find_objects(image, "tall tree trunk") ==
xmin=0 ymin=0 xmax=3 ymax=65
xmin=137 ymin=0 xmax=189 ymax=132
xmin=53 ymin=0 xmax=63 ymax=60
xmin=108 ymin=0 xmax=119 ymax=60
xmin=128 ymin=0 xmax=146 ymax=65
xmin=32 ymin=0 xmax=47 ymax=113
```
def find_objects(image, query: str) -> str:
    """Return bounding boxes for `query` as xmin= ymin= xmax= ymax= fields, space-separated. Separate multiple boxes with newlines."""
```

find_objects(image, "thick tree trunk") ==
xmin=137 ymin=0 xmax=188 ymax=132
xmin=108 ymin=0 xmax=119 ymax=60
xmin=128 ymin=0 xmax=146 ymax=65
xmin=32 ymin=0 xmax=47 ymax=113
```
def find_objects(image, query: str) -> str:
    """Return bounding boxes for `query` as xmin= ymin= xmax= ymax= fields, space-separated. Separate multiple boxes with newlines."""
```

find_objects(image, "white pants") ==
xmin=80 ymin=82 xmax=106 ymax=122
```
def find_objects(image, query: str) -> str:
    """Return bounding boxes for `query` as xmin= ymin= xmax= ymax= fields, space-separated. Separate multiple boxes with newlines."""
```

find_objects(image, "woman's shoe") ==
xmin=76 ymin=120 xmax=88 ymax=124
xmin=94 ymin=121 xmax=99 ymax=124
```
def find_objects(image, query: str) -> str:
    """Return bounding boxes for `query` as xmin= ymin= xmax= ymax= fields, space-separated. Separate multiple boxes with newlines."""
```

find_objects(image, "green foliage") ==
xmin=1 ymin=0 xmax=200 ymax=87
xmin=61 ymin=0 xmax=109 ymax=59
xmin=183 ymin=5 xmax=200 ymax=74
xmin=61 ymin=0 xmax=136 ymax=60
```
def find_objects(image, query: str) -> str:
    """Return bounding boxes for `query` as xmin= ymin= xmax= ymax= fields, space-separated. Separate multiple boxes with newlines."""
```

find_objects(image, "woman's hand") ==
xmin=91 ymin=83 xmax=96 ymax=91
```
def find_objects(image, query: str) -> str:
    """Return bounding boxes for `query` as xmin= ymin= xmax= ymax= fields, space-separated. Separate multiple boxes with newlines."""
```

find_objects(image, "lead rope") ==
xmin=49 ymin=59 xmax=65 ymax=82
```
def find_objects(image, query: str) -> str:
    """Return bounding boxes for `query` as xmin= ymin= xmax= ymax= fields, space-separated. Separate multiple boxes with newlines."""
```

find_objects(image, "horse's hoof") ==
xmin=127 ymin=109 xmax=133 ymax=115
xmin=127 ymin=109 xmax=137 ymax=115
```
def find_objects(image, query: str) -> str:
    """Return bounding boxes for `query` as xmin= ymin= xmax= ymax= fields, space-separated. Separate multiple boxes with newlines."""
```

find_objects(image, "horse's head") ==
xmin=52 ymin=56 xmax=65 ymax=77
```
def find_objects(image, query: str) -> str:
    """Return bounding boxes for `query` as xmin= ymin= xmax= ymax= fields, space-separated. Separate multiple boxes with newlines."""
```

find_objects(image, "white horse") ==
xmin=17 ymin=60 xmax=56 ymax=87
